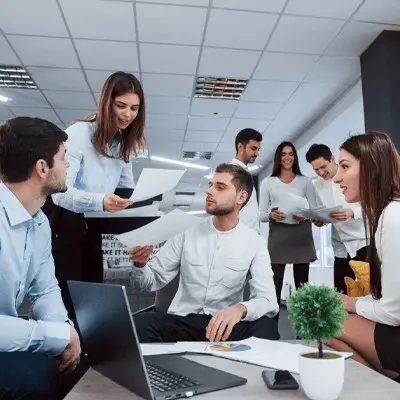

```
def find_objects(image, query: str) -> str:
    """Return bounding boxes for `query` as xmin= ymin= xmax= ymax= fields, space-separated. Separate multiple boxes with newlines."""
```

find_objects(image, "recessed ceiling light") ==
xmin=194 ymin=76 xmax=248 ymax=100
xmin=0 ymin=66 xmax=37 ymax=89
xmin=151 ymin=155 xmax=210 ymax=170
xmin=186 ymin=210 xmax=207 ymax=215
xmin=182 ymin=151 xmax=212 ymax=161
xmin=204 ymin=173 xmax=213 ymax=180
xmin=0 ymin=95 xmax=9 ymax=102
xmin=248 ymin=165 xmax=263 ymax=171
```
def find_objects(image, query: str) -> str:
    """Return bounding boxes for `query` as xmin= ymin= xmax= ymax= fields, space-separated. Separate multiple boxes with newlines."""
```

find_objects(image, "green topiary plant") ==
xmin=287 ymin=283 xmax=348 ymax=359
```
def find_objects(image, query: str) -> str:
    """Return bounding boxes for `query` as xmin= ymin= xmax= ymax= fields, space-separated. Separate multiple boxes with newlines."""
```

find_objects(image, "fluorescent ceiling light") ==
xmin=186 ymin=210 xmax=207 ymax=215
xmin=248 ymin=165 xmax=263 ymax=171
xmin=0 ymin=95 xmax=9 ymax=102
xmin=151 ymin=155 xmax=209 ymax=170
xmin=204 ymin=173 xmax=213 ymax=180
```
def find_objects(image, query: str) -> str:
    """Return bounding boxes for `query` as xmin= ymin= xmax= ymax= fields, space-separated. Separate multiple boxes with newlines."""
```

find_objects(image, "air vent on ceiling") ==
xmin=0 ymin=66 xmax=37 ymax=89
xmin=175 ymin=192 xmax=195 ymax=196
xmin=194 ymin=76 xmax=247 ymax=100
xmin=173 ymin=204 xmax=190 ymax=207
xmin=182 ymin=151 xmax=212 ymax=160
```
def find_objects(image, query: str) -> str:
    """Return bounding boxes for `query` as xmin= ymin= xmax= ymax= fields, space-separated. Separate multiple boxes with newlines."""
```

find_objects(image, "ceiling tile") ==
xmin=268 ymin=16 xmax=345 ymax=54
xmin=190 ymin=98 xmax=237 ymax=117
xmin=242 ymin=80 xmax=298 ymax=102
xmin=0 ymin=106 xmax=13 ymax=121
xmin=212 ymin=150 xmax=235 ymax=164
xmin=285 ymin=0 xmax=363 ymax=19
xmin=9 ymin=107 xmax=61 ymax=124
xmin=199 ymin=48 xmax=261 ymax=79
xmin=182 ymin=141 xmax=219 ymax=152
xmin=146 ymin=114 xmax=187 ymax=130
xmin=56 ymin=109 xmax=96 ymax=125
xmin=187 ymin=116 xmax=230 ymax=131
xmin=142 ymin=74 xmax=195 ymax=97
xmin=145 ymin=128 xmax=185 ymax=142
xmin=137 ymin=0 xmax=209 ymax=5
xmin=75 ymin=40 xmax=139 ymax=70
xmin=213 ymin=0 xmax=285 ymax=13
xmin=326 ymin=21 xmax=400 ymax=56
xmin=0 ymin=35 xmax=20 ymax=64
xmin=146 ymin=96 xmax=191 ymax=115
xmin=226 ymin=118 xmax=270 ymax=132
xmin=61 ymin=0 xmax=136 ymax=41
xmin=215 ymin=141 xmax=235 ymax=153
xmin=0 ymin=89 xmax=49 ymax=108
xmin=234 ymin=101 xmax=282 ymax=119
xmin=7 ymin=36 xmax=80 ymax=68
xmin=137 ymin=4 xmax=207 ymax=45
xmin=305 ymin=56 xmax=361 ymax=85
xmin=140 ymin=44 xmax=200 ymax=74
xmin=27 ymin=67 xmax=90 ymax=91
xmin=354 ymin=0 xmax=400 ymax=24
xmin=148 ymin=141 xmax=182 ymax=159
xmin=185 ymin=130 xmax=224 ymax=142
xmin=0 ymin=0 xmax=68 ymax=36
xmin=44 ymin=91 xmax=96 ymax=109
xmin=253 ymin=52 xmax=319 ymax=81
xmin=205 ymin=9 xmax=278 ymax=50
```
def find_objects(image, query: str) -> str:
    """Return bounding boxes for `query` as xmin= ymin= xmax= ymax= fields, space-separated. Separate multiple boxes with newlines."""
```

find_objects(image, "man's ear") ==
xmin=330 ymin=155 xmax=335 ymax=163
xmin=237 ymin=189 xmax=248 ymax=206
xmin=34 ymin=159 xmax=49 ymax=179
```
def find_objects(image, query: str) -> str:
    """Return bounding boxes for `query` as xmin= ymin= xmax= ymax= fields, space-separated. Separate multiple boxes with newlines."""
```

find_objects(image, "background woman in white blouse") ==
xmin=329 ymin=132 xmax=400 ymax=381
xmin=259 ymin=141 xmax=320 ymax=315
xmin=43 ymin=71 xmax=146 ymax=316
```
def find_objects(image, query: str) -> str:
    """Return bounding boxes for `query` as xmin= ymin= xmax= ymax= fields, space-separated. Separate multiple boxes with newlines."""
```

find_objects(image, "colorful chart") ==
xmin=209 ymin=343 xmax=251 ymax=352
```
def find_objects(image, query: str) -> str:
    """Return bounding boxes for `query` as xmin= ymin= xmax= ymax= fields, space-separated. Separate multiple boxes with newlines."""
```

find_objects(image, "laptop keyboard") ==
xmin=145 ymin=359 xmax=200 ymax=393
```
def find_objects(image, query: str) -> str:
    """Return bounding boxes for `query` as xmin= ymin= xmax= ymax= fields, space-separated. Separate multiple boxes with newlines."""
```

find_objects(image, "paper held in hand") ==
xmin=116 ymin=209 xmax=202 ymax=247
xmin=129 ymin=168 xmax=186 ymax=202
xmin=297 ymin=205 xmax=342 ymax=224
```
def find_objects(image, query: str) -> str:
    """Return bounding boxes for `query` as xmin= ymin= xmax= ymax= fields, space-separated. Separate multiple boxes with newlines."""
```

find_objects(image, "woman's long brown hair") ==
xmin=82 ymin=71 xmax=146 ymax=163
xmin=340 ymin=132 xmax=400 ymax=298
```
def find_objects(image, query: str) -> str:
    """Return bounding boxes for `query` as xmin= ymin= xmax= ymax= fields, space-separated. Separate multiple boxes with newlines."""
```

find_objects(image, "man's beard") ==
xmin=42 ymin=182 xmax=68 ymax=197
xmin=207 ymin=204 xmax=234 ymax=216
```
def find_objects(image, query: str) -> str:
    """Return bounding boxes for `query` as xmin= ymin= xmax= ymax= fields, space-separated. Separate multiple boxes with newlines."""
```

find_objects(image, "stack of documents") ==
xmin=297 ymin=205 xmax=342 ymax=224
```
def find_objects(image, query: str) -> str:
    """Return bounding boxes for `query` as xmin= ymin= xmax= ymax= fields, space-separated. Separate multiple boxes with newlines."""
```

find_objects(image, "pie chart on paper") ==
xmin=209 ymin=343 xmax=251 ymax=352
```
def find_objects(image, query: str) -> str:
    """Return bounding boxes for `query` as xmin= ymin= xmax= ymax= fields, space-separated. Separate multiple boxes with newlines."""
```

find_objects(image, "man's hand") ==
xmin=103 ymin=194 xmax=133 ymax=213
xmin=269 ymin=209 xmax=286 ymax=222
xmin=57 ymin=326 xmax=81 ymax=375
xmin=128 ymin=245 xmax=154 ymax=267
xmin=340 ymin=294 xmax=357 ymax=314
xmin=329 ymin=209 xmax=354 ymax=222
xmin=206 ymin=304 xmax=247 ymax=342
xmin=312 ymin=218 xmax=325 ymax=227
xmin=292 ymin=213 xmax=306 ymax=222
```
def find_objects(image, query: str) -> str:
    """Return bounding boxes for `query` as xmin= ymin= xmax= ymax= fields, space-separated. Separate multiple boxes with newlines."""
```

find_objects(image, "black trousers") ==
xmin=133 ymin=311 xmax=279 ymax=343
xmin=271 ymin=263 xmax=310 ymax=307
xmin=334 ymin=246 xmax=368 ymax=294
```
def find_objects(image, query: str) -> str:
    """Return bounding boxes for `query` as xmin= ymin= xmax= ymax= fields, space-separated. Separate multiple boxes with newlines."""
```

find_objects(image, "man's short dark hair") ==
xmin=235 ymin=128 xmax=262 ymax=152
xmin=305 ymin=144 xmax=333 ymax=164
xmin=0 ymin=117 xmax=68 ymax=183
xmin=214 ymin=163 xmax=253 ymax=208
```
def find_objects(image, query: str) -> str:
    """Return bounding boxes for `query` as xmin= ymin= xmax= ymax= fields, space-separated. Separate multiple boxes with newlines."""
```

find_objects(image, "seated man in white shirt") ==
xmin=0 ymin=117 xmax=81 ymax=399
xmin=129 ymin=163 xmax=279 ymax=343
xmin=306 ymin=144 xmax=367 ymax=293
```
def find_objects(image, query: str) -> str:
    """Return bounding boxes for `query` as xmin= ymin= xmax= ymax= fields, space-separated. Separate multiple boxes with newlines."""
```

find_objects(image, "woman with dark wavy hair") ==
xmin=329 ymin=132 xmax=400 ymax=381
xmin=43 ymin=71 xmax=146 ymax=316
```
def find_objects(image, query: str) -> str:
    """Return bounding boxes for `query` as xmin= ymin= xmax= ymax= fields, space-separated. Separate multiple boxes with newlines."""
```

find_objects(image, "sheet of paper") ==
xmin=140 ymin=344 xmax=184 ymax=356
xmin=129 ymin=168 xmax=186 ymax=202
xmin=174 ymin=337 xmax=352 ymax=374
xmin=116 ymin=209 xmax=201 ymax=247
xmin=299 ymin=205 xmax=342 ymax=224
xmin=84 ymin=204 xmax=159 ymax=219
xmin=276 ymin=192 xmax=309 ymax=225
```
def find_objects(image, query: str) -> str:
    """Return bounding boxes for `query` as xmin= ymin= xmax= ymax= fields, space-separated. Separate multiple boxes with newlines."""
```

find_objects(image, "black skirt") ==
xmin=375 ymin=323 xmax=400 ymax=373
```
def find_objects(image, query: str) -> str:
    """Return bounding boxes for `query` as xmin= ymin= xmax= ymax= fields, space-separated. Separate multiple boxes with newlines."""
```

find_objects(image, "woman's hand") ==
xmin=269 ymin=208 xmax=286 ymax=222
xmin=103 ymin=194 xmax=133 ymax=212
xmin=340 ymin=294 xmax=357 ymax=314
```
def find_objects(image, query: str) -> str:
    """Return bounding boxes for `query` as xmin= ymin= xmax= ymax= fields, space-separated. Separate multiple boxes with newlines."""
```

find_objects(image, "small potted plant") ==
xmin=287 ymin=283 xmax=348 ymax=400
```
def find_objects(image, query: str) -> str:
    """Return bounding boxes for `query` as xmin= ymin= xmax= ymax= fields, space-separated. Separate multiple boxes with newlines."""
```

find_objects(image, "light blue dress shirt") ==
xmin=0 ymin=183 xmax=70 ymax=355
xmin=52 ymin=121 xmax=135 ymax=213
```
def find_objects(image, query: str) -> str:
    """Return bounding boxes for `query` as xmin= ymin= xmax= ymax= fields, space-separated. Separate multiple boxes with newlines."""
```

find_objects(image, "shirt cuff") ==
xmin=92 ymin=193 xmax=106 ymax=212
xmin=355 ymin=296 xmax=374 ymax=320
xmin=239 ymin=301 xmax=255 ymax=321
xmin=39 ymin=321 xmax=70 ymax=356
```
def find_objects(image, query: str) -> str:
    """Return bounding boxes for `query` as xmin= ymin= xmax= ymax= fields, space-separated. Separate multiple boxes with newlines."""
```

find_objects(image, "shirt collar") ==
xmin=0 ymin=183 xmax=46 ymax=227
xmin=207 ymin=216 xmax=241 ymax=235
xmin=231 ymin=158 xmax=249 ymax=171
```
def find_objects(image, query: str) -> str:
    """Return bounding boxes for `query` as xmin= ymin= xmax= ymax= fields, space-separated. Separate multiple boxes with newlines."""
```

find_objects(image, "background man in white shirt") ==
xmin=129 ymin=163 xmax=279 ymax=343
xmin=230 ymin=128 xmax=262 ymax=232
xmin=306 ymin=144 xmax=367 ymax=293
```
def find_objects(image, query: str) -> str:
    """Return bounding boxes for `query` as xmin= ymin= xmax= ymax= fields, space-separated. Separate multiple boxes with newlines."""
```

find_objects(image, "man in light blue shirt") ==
xmin=0 ymin=117 xmax=81 ymax=398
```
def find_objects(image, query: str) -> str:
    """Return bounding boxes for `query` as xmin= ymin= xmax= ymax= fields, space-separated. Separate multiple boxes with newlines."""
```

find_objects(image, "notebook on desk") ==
xmin=68 ymin=281 xmax=247 ymax=400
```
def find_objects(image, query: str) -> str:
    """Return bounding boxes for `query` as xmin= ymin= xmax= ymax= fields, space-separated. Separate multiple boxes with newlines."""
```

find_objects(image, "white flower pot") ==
xmin=299 ymin=351 xmax=345 ymax=400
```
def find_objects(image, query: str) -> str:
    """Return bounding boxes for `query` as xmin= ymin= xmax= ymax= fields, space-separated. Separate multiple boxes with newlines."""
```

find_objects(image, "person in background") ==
xmin=230 ymin=128 xmax=262 ymax=232
xmin=259 ymin=141 xmax=320 ymax=314
xmin=305 ymin=144 xmax=367 ymax=293
xmin=328 ymin=132 xmax=400 ymax=382
xmin=43 ymin=71 xmax=146 ymax=317
xmin=0 ymin=117 xmax=81 ymax=399
xmin=128 ymin=164 xmax=279 ymax=343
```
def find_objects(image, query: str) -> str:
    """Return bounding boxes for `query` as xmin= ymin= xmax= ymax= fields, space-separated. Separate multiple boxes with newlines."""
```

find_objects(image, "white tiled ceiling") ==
xmin=0 ymin=0 xmax=398 ymax=193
